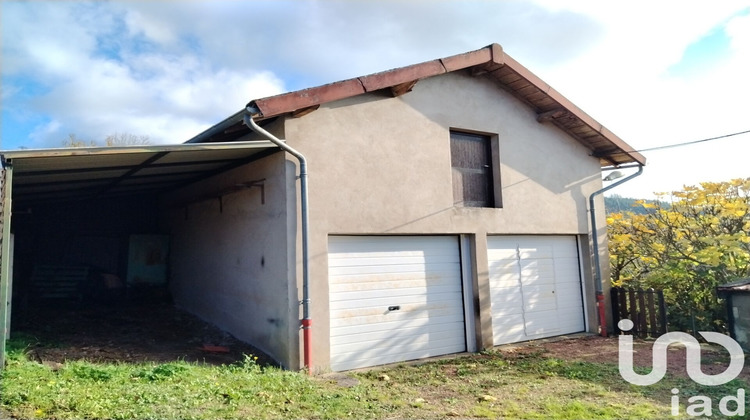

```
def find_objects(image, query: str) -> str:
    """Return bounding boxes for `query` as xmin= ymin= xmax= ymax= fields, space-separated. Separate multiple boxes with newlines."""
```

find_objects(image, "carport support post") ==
xmin=0 ymin=160 xmax=13 ymax=370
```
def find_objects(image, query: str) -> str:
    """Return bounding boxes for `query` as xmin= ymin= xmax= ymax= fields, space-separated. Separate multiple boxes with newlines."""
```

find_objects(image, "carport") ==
xmin=0 ymin=141 xmax=282 ymax=367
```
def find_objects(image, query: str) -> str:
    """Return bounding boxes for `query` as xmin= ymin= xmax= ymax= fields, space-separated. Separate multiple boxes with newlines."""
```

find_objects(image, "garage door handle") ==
xmin=388 ymin=305 xmax=400 ymax=311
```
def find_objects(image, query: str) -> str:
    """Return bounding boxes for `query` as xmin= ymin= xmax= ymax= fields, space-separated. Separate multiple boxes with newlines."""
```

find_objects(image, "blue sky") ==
xmin=1 ymin=0 xmax=749 ymax=198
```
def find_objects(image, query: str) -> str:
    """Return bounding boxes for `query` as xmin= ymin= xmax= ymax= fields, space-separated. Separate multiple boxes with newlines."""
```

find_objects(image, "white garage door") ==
xmin=488 ymin=235 xmax=585 ymax=346
xmin=328 ymin=236 xmax=467 ymax=371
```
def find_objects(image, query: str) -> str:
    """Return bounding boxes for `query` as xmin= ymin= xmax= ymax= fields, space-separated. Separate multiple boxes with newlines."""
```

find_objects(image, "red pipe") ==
xmin=596 ymin=292 xmax=607 ymax=337
xmin=302 ymin=319 xmax=312 ymax=374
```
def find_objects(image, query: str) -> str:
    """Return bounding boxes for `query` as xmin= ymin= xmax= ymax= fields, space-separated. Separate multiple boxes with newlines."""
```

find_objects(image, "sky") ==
xmin=1 ymin=0 xmax=749 ymax=199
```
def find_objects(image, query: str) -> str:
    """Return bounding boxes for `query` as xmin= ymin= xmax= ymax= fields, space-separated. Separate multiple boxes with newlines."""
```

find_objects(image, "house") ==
xmin=0 ymin=44 xmax=646 ymax=372
xmin=717 ymin=278 xmax=750 ymax=352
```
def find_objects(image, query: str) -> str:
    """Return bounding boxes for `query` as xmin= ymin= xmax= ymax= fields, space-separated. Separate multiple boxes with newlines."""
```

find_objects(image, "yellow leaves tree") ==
xmin=608 ymin=178 xmax=750 ymax=333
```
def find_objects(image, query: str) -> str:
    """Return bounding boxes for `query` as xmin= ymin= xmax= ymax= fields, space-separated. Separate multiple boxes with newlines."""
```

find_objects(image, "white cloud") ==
xmin=2 ymin=0 xmax=748 ymax=198
xmin=523 ymin=1 xmax=750 ymax=198
xmin=2 ymin=1 xmax=286 ymax=147
xmin=123 ymin=7 xmax=179 ymax=46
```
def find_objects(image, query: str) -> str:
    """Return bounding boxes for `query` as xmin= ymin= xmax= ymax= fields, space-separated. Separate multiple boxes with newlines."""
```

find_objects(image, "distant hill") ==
xmin=604 ymin=194 xmax=658 ymax=214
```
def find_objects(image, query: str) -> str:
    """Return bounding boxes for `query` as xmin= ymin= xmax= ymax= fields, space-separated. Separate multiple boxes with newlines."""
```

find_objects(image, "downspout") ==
xmin=242 ymin=108 xmax=312 ymax=375
xmin=589 ymin=164 xmax=643 ymax=337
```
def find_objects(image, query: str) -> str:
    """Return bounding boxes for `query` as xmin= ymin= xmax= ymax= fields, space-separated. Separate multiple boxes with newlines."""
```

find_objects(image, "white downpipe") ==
xmin=242 ymin=109 xmax=312 ymax=374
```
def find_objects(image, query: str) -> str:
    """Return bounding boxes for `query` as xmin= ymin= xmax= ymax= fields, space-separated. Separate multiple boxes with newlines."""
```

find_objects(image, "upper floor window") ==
xmin=450 ymin=131 xmax=498 ymax=208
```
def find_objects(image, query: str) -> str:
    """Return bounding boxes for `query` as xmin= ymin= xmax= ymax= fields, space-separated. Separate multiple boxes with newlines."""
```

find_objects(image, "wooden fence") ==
xmin=610 ymin=287 xmax=668 ymax=338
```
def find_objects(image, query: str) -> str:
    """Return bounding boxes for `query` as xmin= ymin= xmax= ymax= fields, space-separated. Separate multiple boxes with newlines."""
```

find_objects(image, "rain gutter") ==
xmin=185 ymin=109 xmax=245 ymax=144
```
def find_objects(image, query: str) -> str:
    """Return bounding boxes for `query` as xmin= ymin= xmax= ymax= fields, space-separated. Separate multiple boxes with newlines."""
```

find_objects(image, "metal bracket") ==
xmin=179 ymin=178 xmax=266 ymax=218
xmin=0 ymin=156 xmax=11 ymax=170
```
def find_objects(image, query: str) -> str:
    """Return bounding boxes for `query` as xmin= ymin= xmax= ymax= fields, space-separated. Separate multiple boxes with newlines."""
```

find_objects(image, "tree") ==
xmin=605 ymin=194 xmax=658 ymax=215
xmin=62 ymin=133 xmax=150 ymax=148
xmin=104 ymin=133 xmax=151 ymax=147
xmin=608 ymin=178 xmax=750 ymax=333
xmin=62 ymin=133 xmax=96 ymax=148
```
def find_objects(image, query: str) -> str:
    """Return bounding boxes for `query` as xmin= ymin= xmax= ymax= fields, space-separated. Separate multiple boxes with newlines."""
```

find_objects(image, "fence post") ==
xmin=646 ymin=289 xmax=657 ymax=337
xmin=619 ymin=287 xmax=628 ymax=326
xmin=657 ymin=290 xmax=667 ymax=334
xmin=627 ymin=289 xmax=638 ymax=335
xmin=611 ymin=287 xmax=621 ymax=334
xmin=637 ymin=289 xmax=647 ymax=336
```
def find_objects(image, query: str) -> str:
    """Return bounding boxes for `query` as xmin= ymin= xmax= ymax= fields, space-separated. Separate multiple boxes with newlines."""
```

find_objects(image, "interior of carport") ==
xmin=0 ymin=141 xmax=281 ymax=366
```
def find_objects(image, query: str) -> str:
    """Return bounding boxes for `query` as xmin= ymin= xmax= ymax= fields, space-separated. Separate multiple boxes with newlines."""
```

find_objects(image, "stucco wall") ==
xmin=282 ymin=71 xmax=608 ymax=370
xmin=161 ymin=152 xmax=296 ymax=368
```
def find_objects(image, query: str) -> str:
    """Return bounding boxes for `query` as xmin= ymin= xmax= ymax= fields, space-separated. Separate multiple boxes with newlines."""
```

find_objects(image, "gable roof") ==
xmin=189 ymin=44 xmax=645 ymax=167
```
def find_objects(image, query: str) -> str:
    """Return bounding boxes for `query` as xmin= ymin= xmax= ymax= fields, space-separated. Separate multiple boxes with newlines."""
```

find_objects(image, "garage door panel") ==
xmin=519 ymin=258 xmax=553 ymax=270
xmin=331 ymin=324 xmax=466 ymax=354
xmin=488 ymin=267 xmax=518 ymax=279
xmin=330 ymin=296 xmax=464 ymax=318
xmin=333 ymin=335 xmax=466 ymax=362
xmin=329 ymin=269 xmax=460 ymax=285
xmin=520 ymin=290 xmax=557 ymax=311
xmin=331 ymin=321 xmax=463 ymax=345
xmin=518 ymin=272 xmax=555 ymax=286
xmin=331 ymin=314 xmax=464 ymax=338
xmin=487 ymin=247 xmax=518 ymax=257
xmin=332 ymin=341 xmax=467 ymax=372
xmin=329 ymin=276 xmax=461 ymax=294
xmin=329 ymin=255 xmax=459 ymax=268
xmin=330 ymin=290 xmax=462 ymax=310
xmin=329 ymin=236 xmax=466 ymax=371
xmin=558 ymin=316 xmax=585 ymax=332
xmin=330 ymin=305 xmax=464 ymax=330
xmin=518 ymin=247 xmax=553 ymax=259
xmin=488 ymin=235 xmax=584 ymax=346
xmin=490 ymin=286 xmax=522 ymax=302
xmin=555 ymin=288 xmax=583 ymax=305
xmin=489 ymin=275 xmax=522 ymax=288
xmin=524 ymin=310 xmax=561 ymax=335
xmin=553 ymin=257 xmax=580 ymax=270
xmin=493 ymin=331 xmax=526 ymax=345
xmin=491 ymin=306 xmax=524 ymax=317
xmin=329 ymin=263 xmax=460 ymax=277
xmin=329 ymin=236 xmax=460 ymax=254
xmin=492 ymin=316 xmax=526 ymax=345
xmin=492 ymin=313 xmax=525 ymax=329
xmin=330 ymin=284 xmax=462 ymax=302
xmin=489 ymin=300 xmax=523 ymax=316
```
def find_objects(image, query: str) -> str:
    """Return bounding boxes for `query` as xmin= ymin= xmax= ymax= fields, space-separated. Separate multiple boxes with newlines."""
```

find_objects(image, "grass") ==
xmin=2 ymin=335 xmax=747 ymax=419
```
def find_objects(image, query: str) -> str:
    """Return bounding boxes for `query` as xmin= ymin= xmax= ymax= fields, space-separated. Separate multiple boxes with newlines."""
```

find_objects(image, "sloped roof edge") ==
xmin=245 ymin=43 xmax=645 ymax=166
xmin=718 ymin=277 xmax=750 ymax=292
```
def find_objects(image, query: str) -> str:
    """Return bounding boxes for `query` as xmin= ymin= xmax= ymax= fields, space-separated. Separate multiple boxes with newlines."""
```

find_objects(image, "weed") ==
xmin=133 ymin=362 xmax=189 ymax=381
xmin=69 ymin=363 xmax=115 ymax=381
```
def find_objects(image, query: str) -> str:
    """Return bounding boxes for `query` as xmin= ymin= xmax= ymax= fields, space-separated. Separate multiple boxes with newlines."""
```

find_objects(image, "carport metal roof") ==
xmin=0 ymin=141 xmax=280 ymax=208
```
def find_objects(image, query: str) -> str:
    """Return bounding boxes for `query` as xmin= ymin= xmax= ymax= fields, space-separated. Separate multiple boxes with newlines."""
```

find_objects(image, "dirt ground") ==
xmin=11 ymin=300 xmax=278 ymax=367
xmin=9 ymin=302 xmax=750 ymax=382
xmin=498 ymin=334 xmax=750 ymax=381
